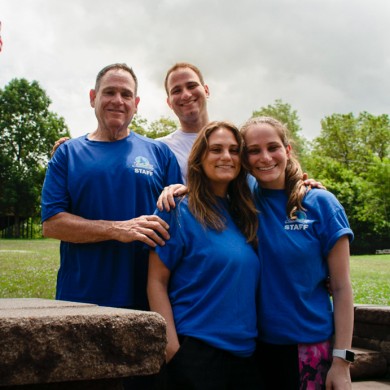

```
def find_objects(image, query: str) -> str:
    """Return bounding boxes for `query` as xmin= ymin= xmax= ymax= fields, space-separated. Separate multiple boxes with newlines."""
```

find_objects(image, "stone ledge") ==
xmin=351 ymin=348 xmax=388 ymax=380
xmin=352 ymin=380 xmax=390 ymax=389
xmin=0 ymin=378 xmax=122 ymax=390
xmin=353 ymin=336 xmax=381 ymax=351
xmin=0 ymin=299 xmax=166 ymax=387
xmin=0 ymin=298 xmax=95 ymax=311
xmin=353 ymin=323 xmax=390 ymax=342
xmin=354 ymin=305 xmax=390 ymax=326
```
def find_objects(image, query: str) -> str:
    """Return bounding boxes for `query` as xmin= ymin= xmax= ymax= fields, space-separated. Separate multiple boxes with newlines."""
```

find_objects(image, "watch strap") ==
xmin=332 ymin=348 xmax=355 ymax=363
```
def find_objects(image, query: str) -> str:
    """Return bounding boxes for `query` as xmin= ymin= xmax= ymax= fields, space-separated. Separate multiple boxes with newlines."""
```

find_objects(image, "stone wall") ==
xmin=1 ymin=299 xmax=389 ymax=388
xmin=351 ymin=305 xmax=390 ymax=381
xmin=0 ymin=299 xmax=167 ymax=389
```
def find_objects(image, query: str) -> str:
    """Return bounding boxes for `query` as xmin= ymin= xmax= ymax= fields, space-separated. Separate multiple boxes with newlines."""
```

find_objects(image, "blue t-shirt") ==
xmin=41 ymin=132 xmax=182 ymax=309
xmin=253 ymin=185 xmax=353 ymax=344
xmin=154 ymin=196 xmax=261 ymax=357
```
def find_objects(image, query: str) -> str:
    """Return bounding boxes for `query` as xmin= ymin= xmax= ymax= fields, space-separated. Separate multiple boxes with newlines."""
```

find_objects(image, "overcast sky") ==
xmin=1 ymin=0 xmax=389 ymax=140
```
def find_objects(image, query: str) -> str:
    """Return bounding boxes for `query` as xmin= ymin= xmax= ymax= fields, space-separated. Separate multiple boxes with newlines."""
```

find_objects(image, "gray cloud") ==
xmin=1 ymin=0 xmax=389 ymax=139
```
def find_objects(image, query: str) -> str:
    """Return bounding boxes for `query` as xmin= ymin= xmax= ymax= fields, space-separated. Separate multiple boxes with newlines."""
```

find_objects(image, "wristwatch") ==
xmin=332 ymin=349 xmax=355 ymax=363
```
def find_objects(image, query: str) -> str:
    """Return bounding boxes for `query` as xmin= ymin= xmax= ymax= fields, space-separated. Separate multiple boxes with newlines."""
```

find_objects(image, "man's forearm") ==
xmin=42 ymin=212 xmax=117 ymax=243
xmin=43 ymin=212 xmax=170 ymax=246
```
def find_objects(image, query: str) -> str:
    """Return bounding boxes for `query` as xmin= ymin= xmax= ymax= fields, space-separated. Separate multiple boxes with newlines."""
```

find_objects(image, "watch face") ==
xmin=345 ymin=350 xmax=355 ymax=362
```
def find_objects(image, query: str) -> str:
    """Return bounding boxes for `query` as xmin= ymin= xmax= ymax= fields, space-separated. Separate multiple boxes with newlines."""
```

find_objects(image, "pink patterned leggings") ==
xmin=298 ymin=340 xmax=331 ymax=389
xmin=257 ymin=339 xmax=332 ymax=389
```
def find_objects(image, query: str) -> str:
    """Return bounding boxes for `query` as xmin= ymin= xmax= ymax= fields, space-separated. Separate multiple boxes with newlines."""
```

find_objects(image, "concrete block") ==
xmin=354 ymin=323 xmax=390 ymax=341
xmin=354 ymin=305 xmax=390 ymax=326
xmin=351 ymin=348 xmax=387 ymax=380
xmin=0 ymin=299 xmax=166 ymax=387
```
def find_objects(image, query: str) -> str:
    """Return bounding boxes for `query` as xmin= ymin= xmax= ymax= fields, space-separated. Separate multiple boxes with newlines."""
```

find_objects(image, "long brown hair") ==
xmin=241 ymin=116 xmax=306 ymax=220
xmin=187 ymin=121 xmax=258 ymax=247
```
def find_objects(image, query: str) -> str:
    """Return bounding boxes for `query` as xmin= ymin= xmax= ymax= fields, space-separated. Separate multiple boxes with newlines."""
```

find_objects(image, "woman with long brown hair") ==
xmin=147 ymin=121 xmax=262 ymax=389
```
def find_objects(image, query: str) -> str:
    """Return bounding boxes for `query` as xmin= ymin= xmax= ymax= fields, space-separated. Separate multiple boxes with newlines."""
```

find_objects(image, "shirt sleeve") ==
xmin=41 ymin=146 xmax=70 ymax=222
xmin=311 ymin=191 xmax=354 ymax=257
xmin=153 ymin=202 xmax=185 ymax=271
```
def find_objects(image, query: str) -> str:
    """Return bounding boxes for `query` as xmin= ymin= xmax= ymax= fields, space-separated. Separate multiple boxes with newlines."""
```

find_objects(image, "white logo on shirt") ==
xmin=284 ymin=211 xmax=310 ymax=231
xmin=132 ymin=156 xmax=154 ymax=176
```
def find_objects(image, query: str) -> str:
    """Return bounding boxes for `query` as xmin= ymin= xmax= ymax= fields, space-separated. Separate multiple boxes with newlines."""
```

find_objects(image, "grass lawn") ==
xmin=0 ymin=239 xmax=58 ymax=299
xmin=350 ymin=253 xmax=390 ymax=306
xmin=1 ymin=238 xmax=389 ymax=305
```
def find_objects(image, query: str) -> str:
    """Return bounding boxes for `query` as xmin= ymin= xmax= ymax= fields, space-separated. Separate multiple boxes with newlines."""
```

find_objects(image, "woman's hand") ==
xmin=325 ymin=358 xmax=352 ymax=389
xmin=166 ymin=343 xmax=181 ymax=363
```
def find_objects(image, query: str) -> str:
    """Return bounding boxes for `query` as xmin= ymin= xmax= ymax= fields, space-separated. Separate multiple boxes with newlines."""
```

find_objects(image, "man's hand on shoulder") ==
xmin=302 ymin=173 xmax=326 ymax=190
xmin=113 ymin=215 xmax=170 ymax=247
xmin=51 ymin=137 xmax=70 ymax=157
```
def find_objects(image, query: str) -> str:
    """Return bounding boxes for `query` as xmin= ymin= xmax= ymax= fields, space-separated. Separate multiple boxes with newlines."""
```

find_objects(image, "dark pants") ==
xmin=158 ymin=336 xmax=263 ymax=390
xmin=122 ymin=375 xmax=158 ymax=390
xmin=256 ymin=342 xmax=300 ymax=390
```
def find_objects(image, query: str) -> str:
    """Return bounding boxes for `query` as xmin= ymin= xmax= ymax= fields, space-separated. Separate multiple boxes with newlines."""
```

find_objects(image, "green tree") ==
xmin=132 ymin=115 xmax=177 ymax=139
xmin=314 ymin=113 xmax=358 ymax=169
xmin=356 ymin=157 xmax=390 ymax=234
xmin=313 ymin=112 xmax=390 ymax=172
xmin=147 ymin=117 xmax=178 ymax=139
xmin=305 ymin=112 xmax=390 ymax=253
xmin=131 ymin=114 xmax=149 ymax=136
xmin=359 ymin=112 xmax=390 ymax=161
xmin=252 ymin=99 xmax=307 ymax=158
xmin=0 ymin=78 xmax=69 ymax=237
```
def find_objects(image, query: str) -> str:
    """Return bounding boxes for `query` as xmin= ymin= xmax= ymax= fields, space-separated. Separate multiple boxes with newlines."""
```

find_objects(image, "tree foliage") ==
xmin=313 ymin=112 xmax=389 ymax=170
xmin=132 ymin=115 xmax=177 ymax=139
xmin=0 ymin=78 xmax=70 ymax=236
xmin=305 ymin=112 xmax=390 ymax=253
xmin=130 ymin=114 xmax=149 ymax=136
